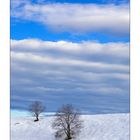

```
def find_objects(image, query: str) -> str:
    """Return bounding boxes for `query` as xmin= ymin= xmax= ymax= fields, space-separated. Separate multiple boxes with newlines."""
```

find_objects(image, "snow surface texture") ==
xmin=11 ymin=113 xmax=129 ymax=140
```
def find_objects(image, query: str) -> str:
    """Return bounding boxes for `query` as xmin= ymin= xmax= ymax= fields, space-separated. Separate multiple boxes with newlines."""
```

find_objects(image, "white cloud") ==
xmin=11 ymin=51 xmax=129 ymax=72
xmin=11 ymin=39 xmax=129 ymax=58
xmin=11 ymin=39 xmax=129 ymax=74
xmin=11 ymin=39 xmax=129 ymax=96
xmin=27 ymin=86 xmax=64 ymax=92
xmin=11 ymin=3 xmax=129 ymax=35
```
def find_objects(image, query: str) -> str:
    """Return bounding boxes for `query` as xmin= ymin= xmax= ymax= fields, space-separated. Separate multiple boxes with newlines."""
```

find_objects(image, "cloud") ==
xmin=11 ymin=39 xmax=129 ymax=93
xmin=11 ymin=51 xmax=129 ymax=72
xmin=11 ymin=39 xmax=129 ymax=61
xmin=11 ymin=3 xmax=129 ymax=36
xmin=11 ymin=40 xmax=129 ymax=90
xmin=11 ymin=39 xmax=129 ymax=68
xmin=11 ymin=39 xmax=129 ymax=113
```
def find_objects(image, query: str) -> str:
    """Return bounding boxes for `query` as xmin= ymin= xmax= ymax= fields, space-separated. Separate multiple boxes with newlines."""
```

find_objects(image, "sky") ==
xmin=10 ymin=0 xmax=130 ymax=114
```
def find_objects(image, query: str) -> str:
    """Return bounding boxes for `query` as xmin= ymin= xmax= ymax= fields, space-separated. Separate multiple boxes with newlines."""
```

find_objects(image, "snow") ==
xmin=11 ymin=113 xmax=129 ymax=140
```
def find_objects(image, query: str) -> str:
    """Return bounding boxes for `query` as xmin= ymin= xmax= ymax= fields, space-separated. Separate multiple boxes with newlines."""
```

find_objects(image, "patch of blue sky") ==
xmin=11 ymin=109 xmax=56 ymax=118
xmin=11 ymin=19 xmax=130 ymax=43
xmin=11 ymin=109 xmax=30 ymax=118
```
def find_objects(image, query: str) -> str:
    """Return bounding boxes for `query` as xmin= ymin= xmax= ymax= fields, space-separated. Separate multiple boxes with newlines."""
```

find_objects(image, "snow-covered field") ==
xmin=11 ymin=113 xmax=129 ymax=140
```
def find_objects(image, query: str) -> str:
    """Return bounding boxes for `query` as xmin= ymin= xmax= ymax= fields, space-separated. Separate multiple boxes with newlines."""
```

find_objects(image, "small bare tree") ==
xmin=29 ymin=101 xmax=45 ymax=122
xmin=52 ymin=104 xmax=83 ymax=140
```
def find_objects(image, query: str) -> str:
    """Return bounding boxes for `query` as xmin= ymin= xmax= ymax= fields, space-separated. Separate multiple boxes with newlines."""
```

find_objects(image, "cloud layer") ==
xmin=11 ymin=2 xmax=129 ymax=36
xmin=11 ymin=39 xmax=129 ymax=113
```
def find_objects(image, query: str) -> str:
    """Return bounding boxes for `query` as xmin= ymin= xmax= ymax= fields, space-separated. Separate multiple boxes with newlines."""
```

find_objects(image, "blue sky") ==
xmin=11 ymin=0 xmax=130 ymax=114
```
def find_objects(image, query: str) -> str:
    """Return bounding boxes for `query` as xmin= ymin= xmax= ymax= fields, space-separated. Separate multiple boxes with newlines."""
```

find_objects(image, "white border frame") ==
xmin=131 ymin=0 xmax=140 ymax=139
xmin=0 ymin=0 xmax=10 ymax=139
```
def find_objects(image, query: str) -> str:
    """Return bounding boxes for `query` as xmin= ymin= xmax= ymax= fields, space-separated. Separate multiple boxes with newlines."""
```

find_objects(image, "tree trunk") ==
xmin=34 ymin=114 xmax=39 ymax=122
xmin=65 ymin=136 xmax=72 ymax=140
xmin=66 ymin=124 xmax=72 ymax=140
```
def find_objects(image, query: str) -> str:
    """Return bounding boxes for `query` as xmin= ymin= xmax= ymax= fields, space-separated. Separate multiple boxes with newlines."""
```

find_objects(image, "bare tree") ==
xmin=52 ymin=104 xmax=83 ymax=140
xmin=29 ymin=101 xmax=45 ymax=122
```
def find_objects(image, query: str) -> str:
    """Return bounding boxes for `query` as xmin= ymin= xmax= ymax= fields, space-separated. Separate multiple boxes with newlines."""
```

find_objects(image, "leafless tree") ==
xmin=52 ymin=104 xmax=83 ymax=140
xmin=29 ymin=101 xmax=45 ymax=122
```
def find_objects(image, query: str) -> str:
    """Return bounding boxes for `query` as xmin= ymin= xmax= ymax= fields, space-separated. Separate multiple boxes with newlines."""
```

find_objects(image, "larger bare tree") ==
xmin=52 ymin=104 xmax=83 ymax=140
xmin=29 ymin=101 xmax=45 ymax=122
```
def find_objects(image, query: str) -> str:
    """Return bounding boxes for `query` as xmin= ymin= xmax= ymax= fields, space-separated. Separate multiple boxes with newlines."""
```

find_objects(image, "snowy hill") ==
xmin=11 ymin=113 xmax=129 ymax=140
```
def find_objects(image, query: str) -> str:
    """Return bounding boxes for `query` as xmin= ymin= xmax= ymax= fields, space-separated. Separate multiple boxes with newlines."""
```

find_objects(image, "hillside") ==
xmin=11 ymin=113 xmax=129 ymax=140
